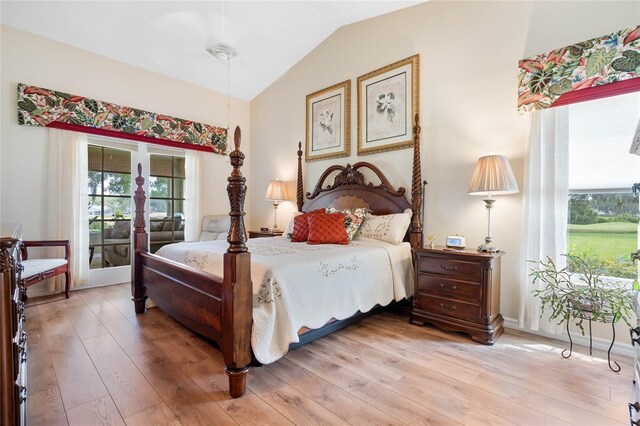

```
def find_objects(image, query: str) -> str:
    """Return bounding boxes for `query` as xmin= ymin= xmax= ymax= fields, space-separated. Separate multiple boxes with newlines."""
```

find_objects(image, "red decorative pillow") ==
xmin=291 ymin=209 xmax=325 ymax=242
xmin=307 ymin=213 xmax=348 ymax=245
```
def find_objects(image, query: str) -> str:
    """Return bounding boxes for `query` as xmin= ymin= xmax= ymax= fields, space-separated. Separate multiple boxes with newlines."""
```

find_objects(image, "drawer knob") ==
xmin=439 ymin=283 xmax=457 ymax=291
xmin=441 ymin=265 xmax=458 ymax=272
xmin=439 ymin=303 xmax=456 ymax=311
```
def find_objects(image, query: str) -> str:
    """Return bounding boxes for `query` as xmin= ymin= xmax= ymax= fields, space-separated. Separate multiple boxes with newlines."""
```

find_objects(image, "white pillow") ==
xmin=284 ymin=211 xmax=302 ymax=239
xmin=356 ymin=209 xmax=412 ymax=245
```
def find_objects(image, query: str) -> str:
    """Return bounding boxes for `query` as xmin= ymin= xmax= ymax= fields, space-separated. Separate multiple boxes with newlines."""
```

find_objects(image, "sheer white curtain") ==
xmin=630 ymin=117 xmax=640 ymax=155
xmin=47 ymin=129 xmax=89 ymax=292
xmin=184 ymin=150 xmax=204 ymax=241
xmin=518 ymin=107 xmax=569 ymax=333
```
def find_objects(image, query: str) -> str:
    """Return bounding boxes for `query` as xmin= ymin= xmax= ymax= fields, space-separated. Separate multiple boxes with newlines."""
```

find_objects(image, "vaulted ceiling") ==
xmin=1 ymin=1 xmax=421 ymax=100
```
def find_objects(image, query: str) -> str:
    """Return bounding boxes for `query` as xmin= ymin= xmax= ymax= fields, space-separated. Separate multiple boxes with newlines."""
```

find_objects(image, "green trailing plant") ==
xmin=530 ymin=252 xmax=634 ymax=334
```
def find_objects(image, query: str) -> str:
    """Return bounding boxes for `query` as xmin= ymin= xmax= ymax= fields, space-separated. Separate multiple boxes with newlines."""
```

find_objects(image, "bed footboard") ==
xmin=131 ymin=127 xmax=252 ymax=398
xmin=136 ymin=252 xmax=224 ymax=341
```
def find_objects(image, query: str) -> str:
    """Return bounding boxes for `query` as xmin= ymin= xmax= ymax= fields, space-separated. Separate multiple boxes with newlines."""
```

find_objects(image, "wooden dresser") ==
xmin=1 ymin=224 xmax=26 ymax=425
xmin=410 ymin=246 xmax=504 ymax=344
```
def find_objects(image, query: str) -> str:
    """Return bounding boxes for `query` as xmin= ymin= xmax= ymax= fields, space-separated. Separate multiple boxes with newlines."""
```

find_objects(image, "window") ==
xmin=149 ymin=154 xmax=186 ymax=252
xmin=88 ymin=145 xmax=132 ymax=269
xmin=87 ymin=140 xmax=187 ymax=273
xmin=567 ymin=92 xmax=640 ymax=279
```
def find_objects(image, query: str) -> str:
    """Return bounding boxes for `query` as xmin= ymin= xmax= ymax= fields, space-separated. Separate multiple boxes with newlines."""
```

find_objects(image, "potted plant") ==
xmin=530 ymin=251 xmax=634 ymax=335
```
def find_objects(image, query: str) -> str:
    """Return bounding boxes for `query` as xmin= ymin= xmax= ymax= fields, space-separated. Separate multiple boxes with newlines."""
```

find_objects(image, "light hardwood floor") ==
xmin=25 ymin=283 xmax=633 ymax=425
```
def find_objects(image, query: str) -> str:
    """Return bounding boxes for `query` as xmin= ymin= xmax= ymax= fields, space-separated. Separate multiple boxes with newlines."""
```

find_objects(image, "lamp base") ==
xmin=477 ymin=242 xmax=500 ymax=253
xmin=478 ymin=198 xmax=499 ymax=252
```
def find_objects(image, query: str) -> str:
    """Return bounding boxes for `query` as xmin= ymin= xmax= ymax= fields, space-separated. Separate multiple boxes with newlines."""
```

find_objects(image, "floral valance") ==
xmin=518 ymin=26 xmax=640 ymax=112
xmin=17 ymin=83 xmax=227 ymax=154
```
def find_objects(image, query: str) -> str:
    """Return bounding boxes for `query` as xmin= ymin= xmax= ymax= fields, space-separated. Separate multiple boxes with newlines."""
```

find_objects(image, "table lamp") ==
xmin=265 ymin=179 xmax=287 ymax=233
xmin=468 ymin=155 xmax=519 ymax=252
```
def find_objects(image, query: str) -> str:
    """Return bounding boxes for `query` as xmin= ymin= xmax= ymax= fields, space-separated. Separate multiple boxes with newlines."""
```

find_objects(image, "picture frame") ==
xmin=357 ymin=54 xmax=419 ymax=156
xmin=305 ymin=80 xmax=351 ymax=162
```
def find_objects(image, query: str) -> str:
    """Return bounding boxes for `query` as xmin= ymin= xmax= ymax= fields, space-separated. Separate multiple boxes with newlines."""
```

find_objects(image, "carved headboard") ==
xmin=302 ymin=163 xmax=411 ymax=215
xmin=294 ymin=114 xmax=423 ymax=247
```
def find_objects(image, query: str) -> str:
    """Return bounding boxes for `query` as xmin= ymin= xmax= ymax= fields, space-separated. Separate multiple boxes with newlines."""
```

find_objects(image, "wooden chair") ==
xmin=21 ymin=240 xmax=71 ymax=299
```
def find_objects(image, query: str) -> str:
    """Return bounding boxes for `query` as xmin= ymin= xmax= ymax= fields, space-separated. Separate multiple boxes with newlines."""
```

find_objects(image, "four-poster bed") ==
xmin=131 ymin=115 xmax=423 ymax=398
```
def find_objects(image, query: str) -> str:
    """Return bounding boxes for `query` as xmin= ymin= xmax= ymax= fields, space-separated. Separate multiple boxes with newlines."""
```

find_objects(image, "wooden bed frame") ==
xmin=131 ymin=115 xmax=423 ymax=398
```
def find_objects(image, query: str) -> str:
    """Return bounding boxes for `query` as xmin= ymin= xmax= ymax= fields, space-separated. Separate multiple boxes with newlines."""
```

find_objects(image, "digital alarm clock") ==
xmin=446 ymin=235 xmax=466 ymax=249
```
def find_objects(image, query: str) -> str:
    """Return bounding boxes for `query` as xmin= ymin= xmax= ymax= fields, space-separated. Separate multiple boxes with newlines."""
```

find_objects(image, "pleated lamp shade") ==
xmin=265 ymin=180 xmax=287 ymax=201
xmin=468 ymin=155 xmax=519 ymax=196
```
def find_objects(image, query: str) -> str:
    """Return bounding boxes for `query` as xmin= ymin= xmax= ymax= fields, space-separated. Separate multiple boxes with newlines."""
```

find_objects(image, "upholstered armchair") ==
xmin=103 ymin=216 xmax=188 ymax=265
xmin=21 ymin=240 xmax=71 ymax=299
xmin=199 ymin=215 xmax=230 ymax=241
xmin=103 ymin=221 xmax=131 ymax=267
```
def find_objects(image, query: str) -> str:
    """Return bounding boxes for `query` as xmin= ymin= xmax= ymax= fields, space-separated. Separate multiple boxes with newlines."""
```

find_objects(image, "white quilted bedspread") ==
xmin=156 ymin=237 xmax=413 ymax=364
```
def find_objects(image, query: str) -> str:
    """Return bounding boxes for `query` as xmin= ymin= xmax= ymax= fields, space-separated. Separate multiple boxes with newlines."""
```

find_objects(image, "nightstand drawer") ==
xmin=417 ymin=256 xmax=482 ymax=282
xmin=417 ymin=275 xmax=481 ymax=301
xmin=418 ymin=295 xmax=481 ymax=323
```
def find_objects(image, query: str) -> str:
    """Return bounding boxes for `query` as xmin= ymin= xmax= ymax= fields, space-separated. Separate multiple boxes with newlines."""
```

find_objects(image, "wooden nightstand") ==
xmin=410 ymin=246 xmax=504 ymax=344
xmin=248 ymin=230 xmax=283 ymax=239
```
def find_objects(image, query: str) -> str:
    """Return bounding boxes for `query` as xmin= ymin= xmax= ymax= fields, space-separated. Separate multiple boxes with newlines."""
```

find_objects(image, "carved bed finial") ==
xmin=297 ymin=142 xmax=304 ymax=212
xmin=227 ymin=126 xmax=247 ymax=253
xmin=410 ymin=113 xmax=423 ymax=247
xmin=133 ymin=163 xmax=146 ymax=233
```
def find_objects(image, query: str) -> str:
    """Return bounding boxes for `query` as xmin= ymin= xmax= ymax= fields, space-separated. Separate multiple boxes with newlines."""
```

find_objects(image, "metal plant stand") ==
xmin=561 ymin=314 xmax=620 ymax=372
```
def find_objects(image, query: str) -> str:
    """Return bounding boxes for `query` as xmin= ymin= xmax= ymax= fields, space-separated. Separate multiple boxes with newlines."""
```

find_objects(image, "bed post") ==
xmin=410 ymin=113 xmax=423 ymax=248
xmin=296 ymin=141 xmax=304 ymax=212
xmin=223 ymin=126 xmax=252 ymax=398
xmin=132 ymin=163 xmax=148 ymax=314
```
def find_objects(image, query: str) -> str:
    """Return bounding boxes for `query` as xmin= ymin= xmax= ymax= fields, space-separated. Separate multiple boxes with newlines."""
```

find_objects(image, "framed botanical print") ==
xmin=305 ymin=80 xmax=351 ymax=162
xmin=357 ymin=54 xmax=419 ymax=156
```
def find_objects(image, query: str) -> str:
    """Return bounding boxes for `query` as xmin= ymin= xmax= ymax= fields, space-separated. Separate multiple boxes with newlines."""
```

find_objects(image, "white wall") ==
xmin=0 ymin=26 xmax=251 ymax=293
xmin=249 ymin=0 xmax=640 ymax=329
xmin=1 ymin=25 xmax=251 ymax=237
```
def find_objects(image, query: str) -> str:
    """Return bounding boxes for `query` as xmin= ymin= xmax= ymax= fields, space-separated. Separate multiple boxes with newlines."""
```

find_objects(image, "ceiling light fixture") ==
xmin=206 ymin=41 xmax=235 ymax=63
xmin=205 ymin=0 xmax=235 ymax=63
xmin=205 ymin=0 xmax=236 ymax=159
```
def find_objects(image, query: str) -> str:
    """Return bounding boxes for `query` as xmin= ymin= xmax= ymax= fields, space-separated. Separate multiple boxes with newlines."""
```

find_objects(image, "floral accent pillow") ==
xmin=307 ymin=212 xmax=348 ymax=245
xmin=327 ymin=207 xmax=369 ymax=241
xmin=291 ymin=209 xmax=326 ymax=242
xmin=356 ymin=209 xmax=412 ymax=245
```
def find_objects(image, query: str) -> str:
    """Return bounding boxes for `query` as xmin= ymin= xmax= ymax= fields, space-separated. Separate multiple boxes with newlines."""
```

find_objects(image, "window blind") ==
xmin=568 ymin=92 xmax=640 ymax=191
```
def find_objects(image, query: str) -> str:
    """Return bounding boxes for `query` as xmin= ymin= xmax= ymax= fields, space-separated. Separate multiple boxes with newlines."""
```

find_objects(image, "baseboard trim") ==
xmin=503 ymin=317 xmax=634 ymax=358
xmin=26 ymin=281 xmax=129 ymax=299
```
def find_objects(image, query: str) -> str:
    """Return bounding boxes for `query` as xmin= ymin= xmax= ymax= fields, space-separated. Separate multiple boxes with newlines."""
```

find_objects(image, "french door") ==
xmin=87 ymin=137 xmax=186 ymax=287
